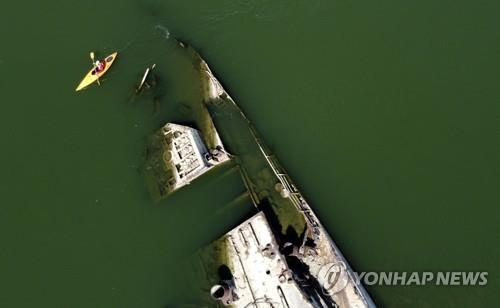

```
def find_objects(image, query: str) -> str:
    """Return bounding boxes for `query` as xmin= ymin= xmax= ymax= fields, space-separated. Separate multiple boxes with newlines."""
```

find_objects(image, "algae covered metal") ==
xmin=192 ymin=44 xmax=376 ymax=307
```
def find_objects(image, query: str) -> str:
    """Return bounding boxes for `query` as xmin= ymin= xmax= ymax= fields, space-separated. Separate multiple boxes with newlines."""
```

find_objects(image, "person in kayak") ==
xmin=94 ymin=60 xmax=105 ymax=73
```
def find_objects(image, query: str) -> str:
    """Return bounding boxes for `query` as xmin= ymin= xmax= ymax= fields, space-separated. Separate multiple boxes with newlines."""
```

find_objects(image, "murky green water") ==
xmin=1 ymin=0 xmax=499 ymax=307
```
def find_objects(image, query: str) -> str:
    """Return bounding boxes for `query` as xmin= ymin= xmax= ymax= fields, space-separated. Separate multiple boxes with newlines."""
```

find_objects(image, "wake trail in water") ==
xmin=118 ymin=40 xmax=133 ymax=53
xmin=154 ymin=24 xmax=170 ymax=39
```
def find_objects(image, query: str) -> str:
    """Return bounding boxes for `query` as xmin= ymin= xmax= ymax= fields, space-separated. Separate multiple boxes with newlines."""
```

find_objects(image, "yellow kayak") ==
xmin=75 ymin=52 xmax=118 ymax=91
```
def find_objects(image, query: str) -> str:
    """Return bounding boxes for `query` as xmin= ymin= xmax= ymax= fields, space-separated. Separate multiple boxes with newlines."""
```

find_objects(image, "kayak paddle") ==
xmin=89 ymin=52 xmax=101 ymax=85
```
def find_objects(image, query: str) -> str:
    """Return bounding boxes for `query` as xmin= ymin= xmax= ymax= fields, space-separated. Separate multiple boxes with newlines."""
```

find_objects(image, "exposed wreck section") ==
xmin=144 ymin=123 xmax=230 ymax=200
xmin=184 ymin=44 xmax=376 ymax=307
xmin=207 ymin=212 xmax=320 ymax=307
xmin=144 ymin=41 xmax=376 ymax=307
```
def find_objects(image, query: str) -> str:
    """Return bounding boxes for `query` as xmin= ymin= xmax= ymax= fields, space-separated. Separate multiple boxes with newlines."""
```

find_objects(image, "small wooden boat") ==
xmin=75 ymin=52 xmax=118 ymax=91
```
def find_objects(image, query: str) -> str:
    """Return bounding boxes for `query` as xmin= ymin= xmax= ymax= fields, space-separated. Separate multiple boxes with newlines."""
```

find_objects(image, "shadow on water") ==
xmin=152 ymin=162 xmax=256 ymax=306
xmin=155 ymin=162 xmax=256 ymax=257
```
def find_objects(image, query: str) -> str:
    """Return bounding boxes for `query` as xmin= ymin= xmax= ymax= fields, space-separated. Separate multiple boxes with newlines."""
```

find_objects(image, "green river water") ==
xmin=1 ymin=0 xmax=499 ymax=307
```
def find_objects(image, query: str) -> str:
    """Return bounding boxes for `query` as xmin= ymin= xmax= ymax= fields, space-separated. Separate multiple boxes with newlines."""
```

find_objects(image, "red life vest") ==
xmin=96 ymin=61 xmax=105 ymax=72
